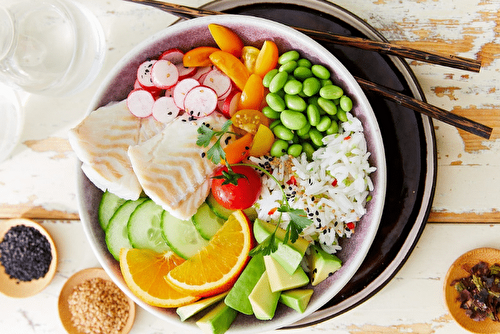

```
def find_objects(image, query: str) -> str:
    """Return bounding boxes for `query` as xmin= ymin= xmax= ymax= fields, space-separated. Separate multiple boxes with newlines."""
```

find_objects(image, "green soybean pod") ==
xmin=326 ymin=120 xmax=339 ymax=135
xmin=311 ymin=64 xmax=330 ymax=79
xmin=287 ymin=144 xmax=303 ymax=157
xmin=278 ymin=50 xmax=300 ymax=65
xmin=302 ymin=142 xmax=315 ymax=160
xmin=285 ymin=94 xmax=307 ymax=112
xmin=319 ymin=85 xmax=344 ymax=100
xmin=269 ymin=71 xmax=288 ymax=93
xmin=306 ymin=104 xmax=321 ymax=126
xmin=262 ymin=69 xmax=278 ymax=88
xmin=297 ymin=58 xmax=312 ymax=68
xmin=339 ymin=95 xmax=353 ymax=112
xmin=293 ymin=66 xmax=313 ymax=81
xmin=266 ymin=92 xmax=286 ymax=112
xmin=337 ymin=109 xmax=349 ymax=122
xmin=321 ymin=79 xmax=333 ymax=87
xmin=279 ymin=60 xmax=298 ymax=73
xmin=270 ymin=139 xmax=289 ymax=157
xmin=280 ymin=109 xmax=307 ymax=130
xmin=283 ymin=80 xmax=303 ymax=95
xmin=262 ymin=106 xmax=281 ymax=120
xmin=309 ymin=128 xmax=324 ymax=147
xmin=317 ymin=97 xmax=337 ymax=116
xmin=270 ymin=119 xmax=282 ymax=130
xmin=297 ymin=122 xmax=311 ymax=137
xmin=316 ymin=115 xmax=332 ymax=132
xmin=302 ymin=77 xmax=321 ymax=97
xmin=272 ymin=124 xmax=295 ymax=141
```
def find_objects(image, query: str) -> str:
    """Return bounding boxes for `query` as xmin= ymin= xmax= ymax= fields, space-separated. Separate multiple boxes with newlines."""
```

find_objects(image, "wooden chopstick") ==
xmin=125 ymin=0 xmax=481 ymax=73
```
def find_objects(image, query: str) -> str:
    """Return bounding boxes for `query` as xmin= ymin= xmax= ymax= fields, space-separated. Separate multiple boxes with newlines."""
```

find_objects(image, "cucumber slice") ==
xmin=105 ymin=198 xmax=148 ymax=260
xmin=161 ymin=210 xmax=209 ymax=260
xmin=206 ymin=192 xmax=258 ymax=221
xmin=192 ymin=202 xmax=225 ymax=240
xmin=98 ymin=191 xmax=127 ymax=230
xmin=127 ymin=199 xmax=170 ymax=252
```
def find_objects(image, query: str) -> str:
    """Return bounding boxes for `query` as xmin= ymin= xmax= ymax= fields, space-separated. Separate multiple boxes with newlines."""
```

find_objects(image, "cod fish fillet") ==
xmin=128 ymin=113 xmax=227 ymax=219
xmin=68 ymin=100 xmax=165 ymax=200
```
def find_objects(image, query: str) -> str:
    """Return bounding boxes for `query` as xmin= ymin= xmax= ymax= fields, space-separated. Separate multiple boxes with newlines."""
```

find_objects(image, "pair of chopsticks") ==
xmin=124 ymin=0 xmax=491 ymax=139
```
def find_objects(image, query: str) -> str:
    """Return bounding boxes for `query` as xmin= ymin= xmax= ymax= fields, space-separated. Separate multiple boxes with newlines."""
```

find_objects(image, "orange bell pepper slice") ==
xmin=254 ymin=40 xmax=279 ymax=78
xmin=224 ymin=132 xmax=254 ymax=164
xmin=208 ymin=24 xmax=244 ymax=58
xmin=209 ymin=50 xmax=250 ymax=91
xmin=239 ymin=73 xmax=264 ymax=110
xmin=183 ymin=46 xmax=219 ymax=67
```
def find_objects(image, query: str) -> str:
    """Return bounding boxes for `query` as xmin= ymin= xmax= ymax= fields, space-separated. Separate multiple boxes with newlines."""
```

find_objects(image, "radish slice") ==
xmin=151 ymin=59 xmax=179 ymax=89
xmin=152 ymin=96 xmax=181 ymax=123
xmin=133 ymin=79 xmax=142 ymax=90
xmin=164 ymin=87 xmax=174 ymax=98
xmin=192 ymin=66 xmax=213 ymax=81
xmin=202 ymin=69 xmax=232 ymax=99
xmin=160 ymin=48 xmax=184 ymax=64
xmin=176 ymin=63 xmax=198 ymax=79
xmin=184 ymin=86 xmax=218 ymax=118
xmin=218 ymin=85 xmax=233 ymax=101
xmin=127 ymin=89 xmax=155 ymax=118
xmin=173 ymin=78 xmax=200 ymax=109
xmin=221 ymin=91 xmax=242 ymax=118
xmin=137 ymin=60 xmax=157 ymax=89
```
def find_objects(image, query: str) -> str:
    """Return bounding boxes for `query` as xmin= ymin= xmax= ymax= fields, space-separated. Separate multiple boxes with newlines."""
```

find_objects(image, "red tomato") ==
xmin=211 ymin=165 xmax=262 ymax=210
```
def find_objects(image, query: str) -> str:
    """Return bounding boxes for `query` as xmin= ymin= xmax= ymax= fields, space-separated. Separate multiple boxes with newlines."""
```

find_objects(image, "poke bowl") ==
xmin=74 ymin=14 xmax=387 ymax=333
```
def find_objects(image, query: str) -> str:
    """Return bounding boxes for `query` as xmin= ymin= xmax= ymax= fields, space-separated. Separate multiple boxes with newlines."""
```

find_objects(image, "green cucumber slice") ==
xmin=206 ymin=192 xmax=258 ymax=221
xmin=98 ymin=191 xmax=127 ymax=230
xmin=161 ymin=210 xmax=209 ymax=260
xmin=127 ymin=199 xmax=170 ymax=252
xmin=192 ymin=202 xmax=225 ymax=240
xmin=105 ymin=198 xmax=148 ymax=260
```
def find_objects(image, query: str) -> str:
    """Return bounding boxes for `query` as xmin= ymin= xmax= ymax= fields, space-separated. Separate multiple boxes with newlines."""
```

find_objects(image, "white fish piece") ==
xmin=128 ymin=113 xmax=227 ymax=219
xmin=68 ymin=100 xmax=166 ymax=200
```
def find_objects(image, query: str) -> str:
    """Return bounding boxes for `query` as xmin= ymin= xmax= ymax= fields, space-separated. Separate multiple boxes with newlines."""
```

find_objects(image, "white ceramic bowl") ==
xmin=77 ymin=15 xmax=386 ymax=333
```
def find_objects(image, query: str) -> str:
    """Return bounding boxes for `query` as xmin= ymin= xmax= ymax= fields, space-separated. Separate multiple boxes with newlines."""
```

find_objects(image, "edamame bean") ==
xmin=311 ymin=64 xmax=330 ymax=79
xmin=279 ymin=60 xmax=297 ymax=73
xmin=262 ymin=106 xmax=281 ymax=119
xmin=278 ymin=50 xmax=300 ymax=65
xmin=270 ymin=119 xmax=281 ymax=130
xmin=337 ymin=109 xmax=348 ymax=122
xmin=272 ymin=124 xmax=294 ymax=140
xmin=262 ymin=69 xmax=278 ymax=88
xmin=285 ymin=94 xmax=307 ymax=112
xmin=319 ymin=85 xmax=344 ymax=100
xmin=339 ymin=95 xmax=353 ymax=112
xmin=306 ymin=104 xmax=321 ymax=126
xmin=326 ymin=120 xmax=339 ymax=135
xmin=297 ymin=58 xmax=312 ymax=68
xmin=302 ymin=142 xmax=315 ymax=160
xmin=284 ymin=80 xmax=303 ymax=95
xmin=266 ymin=92 xmax=286 ymax=112
xmin=288 ymin=144 xmax=303 ymax=157
xmin=269 ymin=71 xmax=288 ymax=93
xmin=270 ymin=139 xmax=289 ymax=157
xmin=293 ymin=66 xmax=312 ymax=81
xmin=309 ymin=128 xmax=324 ymax=147
xmin=280 ymin=109 xmax=307 ymax=130
xmin=297 ymin=123 xmax=311 ymax=137
xmin=302 ymin=77 xmax=321 ymax=97
xmin=316 ymin=115 xmax=332 ymax=132
xmin=321 ymin=79 xmax=333 ymax=87
xmin=317 ymin=97 xmax=337 ymax=115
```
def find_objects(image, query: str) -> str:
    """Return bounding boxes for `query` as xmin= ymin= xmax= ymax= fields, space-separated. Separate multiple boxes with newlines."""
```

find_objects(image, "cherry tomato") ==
xmin=183 ymin=46 xmax=219 ymax=67
xmin=239 ymin=73 xmax=264 ymax=110
xmin=248 ymin=124 xmax=274 ymax=157
xmin=224 ymin=132 xmax=253 ymax=164
xmin=254 ymin=40 xmax=279 ymax=78
xmin=231 ymin=109 xmax=270 ymax=135
xmin=209 ymin=50 xmax=250 ymax=91
xmin=241 ymin=46 xmax=260 ymax=73
xmin=211 ymin=165 xmax=262 ymax=210
xmin=208 ymin=24 xmax=244 ymax=58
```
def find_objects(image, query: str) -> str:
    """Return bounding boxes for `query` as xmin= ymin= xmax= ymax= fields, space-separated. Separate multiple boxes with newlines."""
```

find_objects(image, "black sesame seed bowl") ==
xmin=0 ymin=218 xmax=58 ymax=298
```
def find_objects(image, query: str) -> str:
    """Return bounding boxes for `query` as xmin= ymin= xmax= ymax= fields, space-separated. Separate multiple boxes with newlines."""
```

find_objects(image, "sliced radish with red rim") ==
xmin=151 ymin=59 xmax=179 ymax=89
xmin=137 ymin=60 xmax=157 ymax=89
xmin=220 ymin=91 xmax=242 ymax=118
xmin=152 ymin=96 xmax=181 ymax=123
xmin=202 ymin=69 xmax=232 ymax=99
xmin=176 ymin=63 xmax=198 ymax=79
xmin=184 ymin=86 xmax=218 ymax=118
xmin=192 ymin=66 xmax=213 ymax=81
xmin=127 ymin=89 xmax=155 ymax=118
xmin=173 ymin=78 xmax=200 ymax=109
xmin=159 ymin=48 xmax=184 ymax=64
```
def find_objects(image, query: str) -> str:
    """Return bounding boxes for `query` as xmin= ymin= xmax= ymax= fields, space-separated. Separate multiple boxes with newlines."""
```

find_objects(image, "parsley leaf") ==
xmin=278 ymin=207 xmax=310 ymax=244
xmin=197 ymin=120 xmax=233 ymax=164
xmin=249 ymin=233 xmax=277 ymax=256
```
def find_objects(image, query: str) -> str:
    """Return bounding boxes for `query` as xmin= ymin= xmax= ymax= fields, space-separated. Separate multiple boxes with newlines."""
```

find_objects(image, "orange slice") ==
xmin=119 ymin=248 xmax=199 ymax=307
xmin=165 ymin=210 xmax=253 ymax=297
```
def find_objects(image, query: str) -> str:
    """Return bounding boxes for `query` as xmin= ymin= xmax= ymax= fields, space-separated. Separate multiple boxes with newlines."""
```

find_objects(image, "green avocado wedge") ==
xmin=279 ymin=289 xmax=314 ymax=313
xmin=308 ymin=243 xmax=342 ymax=286
xmin=196 ymin=301 xmax=238 ymax=334
xmin=248 ymin=271 xmax=281 ymax=320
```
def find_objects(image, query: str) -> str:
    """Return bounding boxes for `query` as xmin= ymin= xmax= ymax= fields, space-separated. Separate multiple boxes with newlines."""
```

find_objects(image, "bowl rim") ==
xmin=78 ymin=14 xmax=387 ymax=333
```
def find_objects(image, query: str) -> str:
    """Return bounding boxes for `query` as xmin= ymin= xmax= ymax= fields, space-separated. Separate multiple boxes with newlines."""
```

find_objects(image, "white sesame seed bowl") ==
xmin=76 ymin=14 xmax=386 ymax=333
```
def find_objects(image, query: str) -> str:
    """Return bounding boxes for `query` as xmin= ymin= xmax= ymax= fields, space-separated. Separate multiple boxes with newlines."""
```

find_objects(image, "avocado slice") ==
xmin=279 ymin=289 xmax=314 ymax=313
xmin=195 ymin=301 xmax=237 ymax=334
xmin=308 ymin=243 xmax=342 ymax=286
xmin=176 ymin=291 xmax=228 ymax=322
xmin=264 ymin=255 xmax=309 ymax=292
xmin=248 ymin=271 xmax=281 ymax=320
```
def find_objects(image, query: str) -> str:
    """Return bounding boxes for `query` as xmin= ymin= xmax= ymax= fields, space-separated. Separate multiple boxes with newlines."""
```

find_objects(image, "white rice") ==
xmin=249 ymin=113 xmax=376 ymax=254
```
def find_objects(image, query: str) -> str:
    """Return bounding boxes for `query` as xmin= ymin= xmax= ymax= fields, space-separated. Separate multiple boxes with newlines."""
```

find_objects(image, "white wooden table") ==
xmin=1 ymin=0 xmax=499 ymax=333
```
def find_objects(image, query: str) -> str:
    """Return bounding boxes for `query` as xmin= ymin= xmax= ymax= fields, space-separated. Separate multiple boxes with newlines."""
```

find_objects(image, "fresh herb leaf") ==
xmin=197 ymin=120 xmax=233 ymax=164
xmin=249 ymin=233 xmax=277 ymax=256
xmin=212 ymin=167 xmax=248 ymax=186
xmin=278 ymin=207 xmax=310 ymax=244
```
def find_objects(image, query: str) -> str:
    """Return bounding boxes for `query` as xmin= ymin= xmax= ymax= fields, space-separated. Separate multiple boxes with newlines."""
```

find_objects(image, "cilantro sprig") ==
xmin=197 ymin=120 xmax=312 ymax=256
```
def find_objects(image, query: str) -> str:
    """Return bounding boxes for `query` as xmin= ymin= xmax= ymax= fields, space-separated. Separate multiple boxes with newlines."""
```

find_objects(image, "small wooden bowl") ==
xmin=58 ymin=268 xmax=136 ymax=334
xmin=444 ymin=247 xmax=500 ymax=334
xmin=0 ymin=218 xmax=58 ymax=298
